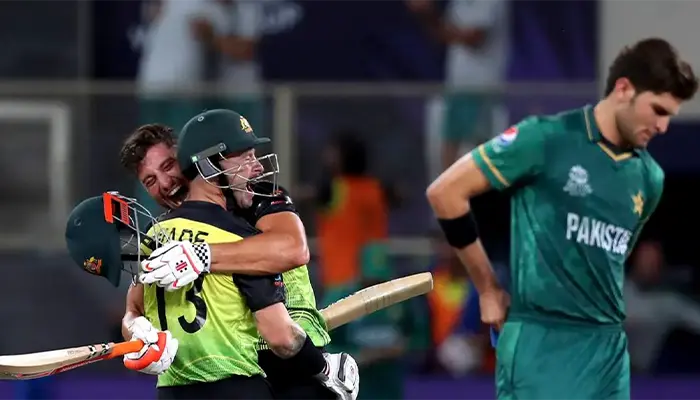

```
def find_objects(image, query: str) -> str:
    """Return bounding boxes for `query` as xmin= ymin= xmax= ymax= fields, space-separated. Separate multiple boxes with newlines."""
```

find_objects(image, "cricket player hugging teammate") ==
xmin=66 ymin=110 xmax=360 ymax=400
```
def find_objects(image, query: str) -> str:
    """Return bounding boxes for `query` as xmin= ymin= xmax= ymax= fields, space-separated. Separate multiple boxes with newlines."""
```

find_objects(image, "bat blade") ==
xmin=321 ymin=272 xmax=433 ymax=331
xmin=0 ymin=340 xmax=143 ymax=380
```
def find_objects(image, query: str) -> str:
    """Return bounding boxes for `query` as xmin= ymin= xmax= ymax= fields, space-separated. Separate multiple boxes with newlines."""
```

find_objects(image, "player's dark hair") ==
xmin=119 ymin=124 xmax=176 ymax=174
xmin=604 ymin=38 xmax=698 ymax=100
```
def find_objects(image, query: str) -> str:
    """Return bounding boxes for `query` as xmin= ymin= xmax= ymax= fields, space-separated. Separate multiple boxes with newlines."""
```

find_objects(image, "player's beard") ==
xmin=614 ymin=109 xmax=639 ymax=149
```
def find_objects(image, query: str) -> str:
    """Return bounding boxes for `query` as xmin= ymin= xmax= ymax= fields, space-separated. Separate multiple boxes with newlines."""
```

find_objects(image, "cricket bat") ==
xmin=0 ymin=273 xmax=432 ymax=380
xmin=320 ymin=272 xmax=433 ymax=331
xmin=0 ymin=339 xmax=144 ymax=380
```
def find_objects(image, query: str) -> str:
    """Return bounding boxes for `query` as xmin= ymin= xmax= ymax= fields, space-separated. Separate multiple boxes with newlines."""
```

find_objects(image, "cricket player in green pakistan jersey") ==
xmin=427 ymin=38 xmax=698 ymax=399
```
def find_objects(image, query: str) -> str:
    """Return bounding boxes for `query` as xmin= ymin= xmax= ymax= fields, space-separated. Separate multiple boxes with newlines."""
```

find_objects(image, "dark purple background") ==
xmin=6 ymin=375 xmax=700 ymax=399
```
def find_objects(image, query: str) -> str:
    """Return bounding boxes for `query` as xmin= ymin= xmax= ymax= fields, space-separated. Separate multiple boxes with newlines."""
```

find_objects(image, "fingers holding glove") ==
xmin=123 ymin=317 xmax=178 ymax=375
xmin=139 ymin=241 xmax=211 ymax=290
xmin=316 ymin=352 xmax=360 ymax=400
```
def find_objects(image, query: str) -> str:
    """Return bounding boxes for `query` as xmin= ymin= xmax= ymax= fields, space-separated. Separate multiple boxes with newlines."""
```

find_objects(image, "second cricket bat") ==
xmin=320 ymin=272 xmax=433 ymax=330
xmin=0 ymin=273 xmax=432 ymax=380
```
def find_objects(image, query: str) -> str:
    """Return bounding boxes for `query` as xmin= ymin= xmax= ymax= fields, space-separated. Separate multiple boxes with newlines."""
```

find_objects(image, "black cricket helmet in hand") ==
xmin=64 ymin=192 xmax=170 ymax=286
xmin=177 ymin=109 xmax=279 ymax=197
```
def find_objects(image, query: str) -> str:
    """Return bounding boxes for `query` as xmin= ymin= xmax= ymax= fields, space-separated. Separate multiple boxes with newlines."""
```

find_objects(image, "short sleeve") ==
xmin=470 ymin=118 xmax=548 ymax=191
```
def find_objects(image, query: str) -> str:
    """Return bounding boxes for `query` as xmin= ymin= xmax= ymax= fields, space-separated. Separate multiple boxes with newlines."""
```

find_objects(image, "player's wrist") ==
xmin=191 ymin=242 xmax=211 ymax=273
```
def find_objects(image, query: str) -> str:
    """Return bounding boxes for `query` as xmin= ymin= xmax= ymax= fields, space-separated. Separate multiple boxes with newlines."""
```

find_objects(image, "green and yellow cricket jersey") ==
xmin=143 ymin=201 xmax=264 ymax=387
xmin=472 ymin=105 xmax=664 ymax=325
xmin=272 ymin=266 xmax=331 ymax=350
xmin=236 ymin=182 xmax=331 ymax=351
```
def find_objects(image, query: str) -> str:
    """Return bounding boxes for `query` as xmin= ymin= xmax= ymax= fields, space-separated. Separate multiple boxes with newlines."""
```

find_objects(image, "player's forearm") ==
xmin=121 ymin=311 xmax=141 ymax=341
xmin=209 ymin=232 xmax=307 ymax=275
xmin=455 ymin=241 xmax=500 ymax=293
xmin=254 ymin=303 xmax=305 ymax=358
xmin=122 ymin=283 xmax=145 ymax=341
xmin=427 ymin=162 xmax=500 ymax=294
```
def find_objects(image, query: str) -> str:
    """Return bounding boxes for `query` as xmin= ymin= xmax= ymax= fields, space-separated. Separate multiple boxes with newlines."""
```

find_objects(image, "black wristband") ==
xmin=437 ymin=211 xmax=479 ymax=249
xmin=288 ymin=335 xmax=326 ymax=376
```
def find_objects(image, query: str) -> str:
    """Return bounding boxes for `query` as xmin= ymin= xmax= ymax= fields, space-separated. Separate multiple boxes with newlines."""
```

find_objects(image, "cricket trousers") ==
xmin=157 ymin=374 xmax=273 ymax=400
xmin=258 ymin=349 xmax=337 ymax=400
xmin=496 ymin=314 xmax=630 ymax=400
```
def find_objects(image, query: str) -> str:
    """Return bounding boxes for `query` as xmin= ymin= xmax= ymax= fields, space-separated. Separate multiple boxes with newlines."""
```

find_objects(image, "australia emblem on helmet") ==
xmin=83 ymin=256 xmax=102 ymax=275
xmin=240 ymin=116 xmax=253 ymax=134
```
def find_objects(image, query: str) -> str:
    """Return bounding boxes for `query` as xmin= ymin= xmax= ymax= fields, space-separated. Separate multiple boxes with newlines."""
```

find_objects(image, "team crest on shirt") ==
xmin=632 ymin=191 xmax=644 ymax=216
xmin=563 ymin=165 xmax=593 ymax=197
xmin=495 ymin=126 xmax=518 ymax=147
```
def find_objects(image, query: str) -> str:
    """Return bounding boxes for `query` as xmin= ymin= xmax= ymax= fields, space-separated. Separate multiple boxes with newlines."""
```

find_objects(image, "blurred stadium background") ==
xmin=2 ymin=0 xmax=700 ymax=399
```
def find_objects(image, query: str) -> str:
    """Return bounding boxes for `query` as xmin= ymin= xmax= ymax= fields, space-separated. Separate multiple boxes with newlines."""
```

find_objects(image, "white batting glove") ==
xmin=123 ymin=316 xmax=179 ymax=375
xmin=139 ymin=241 xmax=211 ymax=291
xmin=316 ymin=353 xmax=360 ymax=400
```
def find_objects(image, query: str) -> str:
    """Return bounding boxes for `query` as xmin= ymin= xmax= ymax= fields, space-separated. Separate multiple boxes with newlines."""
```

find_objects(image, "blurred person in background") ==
xmin=407 ymin=0 xmax=509 ymax=174
xmin=137 ymin=0 xmax=216 ymax=128
xmin=314 ymin=132 xmax=389 ymax=306
xmin=135 ymin=0 xmax=221 ymax=218
xmin=191 ymin=0 xmax=266 ymax=131
xmin=328 ymin=245 xmax=410 ymax=400
xmin=428 ymin=232 xmax=498 ymax=376
xmin=625 ymin=240 xmax=700 ymax=373
xmin=426 ymin=232 xmax=472 ymax=374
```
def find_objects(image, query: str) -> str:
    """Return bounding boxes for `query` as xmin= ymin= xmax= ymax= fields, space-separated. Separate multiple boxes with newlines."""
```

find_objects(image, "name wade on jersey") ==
xmin=565 ymin=212 xmax=632 ymax=256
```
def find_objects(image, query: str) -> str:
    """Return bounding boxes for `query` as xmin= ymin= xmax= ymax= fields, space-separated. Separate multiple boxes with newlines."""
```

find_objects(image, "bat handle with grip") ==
xmin=122 ymin=332 xmax=168 ymax=371
xmin=106 ymin=340 xmax=145 ymax=360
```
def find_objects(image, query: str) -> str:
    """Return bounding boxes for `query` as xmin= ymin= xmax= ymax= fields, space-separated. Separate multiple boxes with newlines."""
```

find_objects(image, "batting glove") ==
xmin=123 ymin=316 xmax=178 ymax=375
xmin=139 ymin=241 xmax=211 ymax=291
xmin=315 ymin=352 xmax=360 ymax=400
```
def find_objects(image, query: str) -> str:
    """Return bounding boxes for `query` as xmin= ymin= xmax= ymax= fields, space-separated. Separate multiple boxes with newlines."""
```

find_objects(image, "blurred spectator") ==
xmin=625 ymin=240 xmax=700 ymax=373
xmin=427 ymin=233 xmax=490 ymax=376
xmin=135 ymin=0 xmax=219 ymax=217
xmin=407 ymin=0 xmax=509 ymax=173
xmin=194 ymin=0 xmax=266 ymax=131
xmin=314 ymin=133 xmax=389 ymax=305
xmin=137 ymin=0 xmax=214 ymax=128
xmin=427 ymin=233 xmax=469 ymax=350
xmin=327 ymin=245 xmax=410 ymax=400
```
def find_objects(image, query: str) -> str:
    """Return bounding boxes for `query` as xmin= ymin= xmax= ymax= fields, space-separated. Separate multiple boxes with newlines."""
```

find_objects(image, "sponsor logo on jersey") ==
xmin=496 ymin=126 xmax=518 ymax=147
xmin=563 ymin=165 xmax=593 ymax=197
xmin=565 ymin=212 xmax=632 ymax=255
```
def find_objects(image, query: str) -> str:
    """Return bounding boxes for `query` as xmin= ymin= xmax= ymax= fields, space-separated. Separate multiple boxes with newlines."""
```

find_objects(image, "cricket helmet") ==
xmin=64 ymin=192 xmax=169 ymax=287
xmin=177 ymin=109 xmax=279 ymax=196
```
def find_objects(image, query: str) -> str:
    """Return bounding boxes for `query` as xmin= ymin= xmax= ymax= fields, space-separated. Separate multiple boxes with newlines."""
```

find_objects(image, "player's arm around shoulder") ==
xmin=138 ymin=184 xmax=310 ymax=290
xmin=208 ymin=183 xmax=310 ymax=274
